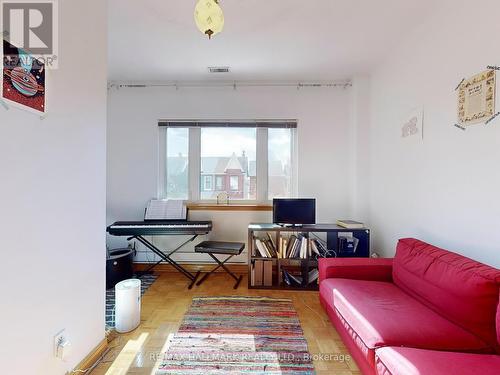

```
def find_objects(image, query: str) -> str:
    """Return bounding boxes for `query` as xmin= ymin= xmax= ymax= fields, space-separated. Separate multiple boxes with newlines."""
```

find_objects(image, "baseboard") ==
xmin=70 ymin=338 xmax=108 ymax=374
xmin=134 ymin=262 xmax=248 ymax=274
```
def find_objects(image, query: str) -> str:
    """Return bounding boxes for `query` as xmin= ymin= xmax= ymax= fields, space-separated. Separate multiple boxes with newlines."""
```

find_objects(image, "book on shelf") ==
xmin=290 ymin=236 xmax=298 ymax=258
xmin=288 ymin=272 xmax=303 ymax=285
xmin=267 ymin=232 xmax=276 ymax=251
xmin=264 ymin=240 xmax=276 ymax=257
xmin=254 ymin=234 xmax=277 ymax=258
xmin=252 ymin=259 xmax=273 ymax=286
xmin=308 ymin=268 xmax=319 ymax=283
xmin=282 ymin=268 xmax=319 ymax=287
xmin=336 ymin=219 xmax=364 ymax=229
xmin=254 ymin=238 xmax=268 ymax=257
xmin=279 ymin=237 xmax=288 ymax=258
xmin=285 ymin=235 xmax=297 ymax=258
xmin=263 ymin=260 xmax=273 ymax=286
xmin=300 ymin=237 xmax=307 ymax=259
xmin=311 ymin=240 xmax=320 ymax=256
xmin=277 ymin=234 xmax=312 ymax=259
xmin=309 ymin=238 xmax=334 ymax=259
xmin=252 ymin=260 xmax=263 ymax=286
xmin=282 ymin=269 xmax=292 ymax=286
xmin=290 ymin=236 xmax=300 ymax=258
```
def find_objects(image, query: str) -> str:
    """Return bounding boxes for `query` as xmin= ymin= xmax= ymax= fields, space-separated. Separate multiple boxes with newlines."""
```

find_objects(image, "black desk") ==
xmin=195 ymin=241 xmax=245 ymax=289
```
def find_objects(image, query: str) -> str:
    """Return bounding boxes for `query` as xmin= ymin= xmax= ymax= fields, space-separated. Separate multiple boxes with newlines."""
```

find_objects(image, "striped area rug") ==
xmin=156 ymin=296 xmax=315 ymax=374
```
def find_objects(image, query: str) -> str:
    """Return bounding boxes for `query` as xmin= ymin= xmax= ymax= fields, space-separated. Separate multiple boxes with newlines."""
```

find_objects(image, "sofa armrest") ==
xmin=318 ymin=258 xmax=393 ymax=283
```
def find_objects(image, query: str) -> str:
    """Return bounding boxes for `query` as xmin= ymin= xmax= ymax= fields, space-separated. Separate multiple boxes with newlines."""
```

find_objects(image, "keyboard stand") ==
xmin=128 ymin=234 xmax=201 ymax=289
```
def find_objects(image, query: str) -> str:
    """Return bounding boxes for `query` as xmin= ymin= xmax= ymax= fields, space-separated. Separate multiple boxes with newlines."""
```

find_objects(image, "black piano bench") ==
xmin=194 ymin=241 xmax=245 ymax=289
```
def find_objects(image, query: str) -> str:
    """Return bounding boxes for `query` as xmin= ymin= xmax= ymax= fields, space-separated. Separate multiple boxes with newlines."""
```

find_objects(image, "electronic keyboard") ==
xmin=107 ymin=220 xmax=212 ymax=236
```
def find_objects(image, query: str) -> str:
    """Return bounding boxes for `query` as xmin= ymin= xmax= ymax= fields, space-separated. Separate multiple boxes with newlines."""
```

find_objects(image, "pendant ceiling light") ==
xmin=194 ymin=0 xmax=224 ymax=39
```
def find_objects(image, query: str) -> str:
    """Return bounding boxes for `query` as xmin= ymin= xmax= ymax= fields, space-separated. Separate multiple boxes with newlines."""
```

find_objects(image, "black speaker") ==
xmin=106 ymin=248 xmax=134 ymax=289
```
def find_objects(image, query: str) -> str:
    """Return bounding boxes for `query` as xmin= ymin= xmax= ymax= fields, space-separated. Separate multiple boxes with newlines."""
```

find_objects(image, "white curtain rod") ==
xmin=108 ymin=80 xmax=352 ymax=90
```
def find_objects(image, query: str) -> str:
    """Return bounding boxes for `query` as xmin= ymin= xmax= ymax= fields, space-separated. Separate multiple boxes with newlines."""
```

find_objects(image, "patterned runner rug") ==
xmin=156 ymin=296 xmax=315 ymax=374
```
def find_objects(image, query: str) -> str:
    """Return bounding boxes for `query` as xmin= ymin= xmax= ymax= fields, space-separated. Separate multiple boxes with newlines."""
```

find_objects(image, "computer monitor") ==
xmin=273 ymin=198 xmax=316 ymax=226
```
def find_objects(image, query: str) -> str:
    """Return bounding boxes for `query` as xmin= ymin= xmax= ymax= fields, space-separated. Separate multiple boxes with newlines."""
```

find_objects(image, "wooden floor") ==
xmin=92 ymin=272 xmax=360 ymax=375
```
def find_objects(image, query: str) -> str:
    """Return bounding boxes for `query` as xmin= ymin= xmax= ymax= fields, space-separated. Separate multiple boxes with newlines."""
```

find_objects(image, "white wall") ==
xmin=367 ymin=0 xmax=500 ymax=267
xmin=349 ymin=75 xmax=371 ymax=221
xmin=0 ymin=1 xmax=107 ymax=373
xmin=107 ymin=86 xmax=352 ymax=263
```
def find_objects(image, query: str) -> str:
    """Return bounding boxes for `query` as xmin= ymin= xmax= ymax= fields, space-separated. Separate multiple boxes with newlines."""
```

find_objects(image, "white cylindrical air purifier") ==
xmin=115 ymin=279 xmax=141 ymax=333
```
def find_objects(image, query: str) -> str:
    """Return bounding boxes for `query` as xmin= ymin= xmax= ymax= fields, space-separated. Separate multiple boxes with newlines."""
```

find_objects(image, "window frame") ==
xmin=229 ymin=175 xmax=239 ymax=191
xmin=158 ymin=121 xmax=297 ymax=204
xmin=203 ymin=175 xmax=213 ymax=191
xmin=215 ymin=175 xmax=224 ymax=191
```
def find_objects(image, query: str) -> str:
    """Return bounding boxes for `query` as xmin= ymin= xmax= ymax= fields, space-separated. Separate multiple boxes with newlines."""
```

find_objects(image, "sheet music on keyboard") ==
xmin=144 ymin=199 xmax=187 ymax=220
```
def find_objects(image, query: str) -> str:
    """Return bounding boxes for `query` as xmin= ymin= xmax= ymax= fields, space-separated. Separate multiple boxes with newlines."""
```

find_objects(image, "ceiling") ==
xmin=108 ymin=0 xmax=432 ymax=82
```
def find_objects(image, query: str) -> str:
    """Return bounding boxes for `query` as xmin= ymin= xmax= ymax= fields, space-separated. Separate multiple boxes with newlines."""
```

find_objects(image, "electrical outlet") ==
xmin=53 ymin=329 xmax=65 ymax=358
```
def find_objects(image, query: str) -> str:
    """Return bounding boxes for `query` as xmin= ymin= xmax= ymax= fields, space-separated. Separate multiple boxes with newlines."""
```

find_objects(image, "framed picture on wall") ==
xmin=457 ymin=70 xmax=495 ymax=126
xmin=2 ymin=39 xmax=46 ymax=115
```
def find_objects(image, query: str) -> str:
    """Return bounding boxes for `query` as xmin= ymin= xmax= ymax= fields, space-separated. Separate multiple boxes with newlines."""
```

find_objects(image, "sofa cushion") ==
xmin=393 ymin=238 xmax=500 ymax=352
xmin=375 ymin=346 xmax=500 ymax=375
xmin=319 ymin=258 xmax=393 ymax=283
xmin=325 ymin=278 xmax=491 ymax=366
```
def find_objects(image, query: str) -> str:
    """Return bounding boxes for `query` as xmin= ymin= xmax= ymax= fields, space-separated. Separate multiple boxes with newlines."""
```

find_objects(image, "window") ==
xmin=268 ymin=128 xmax=293 ymax=199
xmin=161 ymin=121 xmax=296 ymax=202
xmin=165 ymin=128 xmax=189 ymax=199
xmin=215 ymin=176 xmax=224 ymax=190
xmin=201 ymin=127 xmax=256 ymax=200
xmin=203 ymin=175 xmax=213 ymax=191
xmin=230 ymin=175 xmax=239 ymax=191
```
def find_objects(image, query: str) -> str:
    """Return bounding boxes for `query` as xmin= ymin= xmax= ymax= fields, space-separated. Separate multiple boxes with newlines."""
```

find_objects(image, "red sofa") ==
xmin=319 ymin=238 xmax=500 ymax=375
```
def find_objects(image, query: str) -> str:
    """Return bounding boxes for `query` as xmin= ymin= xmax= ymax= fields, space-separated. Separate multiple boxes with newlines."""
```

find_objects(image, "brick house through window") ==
xmin=200 ymin=152 xmax=251 ymax=199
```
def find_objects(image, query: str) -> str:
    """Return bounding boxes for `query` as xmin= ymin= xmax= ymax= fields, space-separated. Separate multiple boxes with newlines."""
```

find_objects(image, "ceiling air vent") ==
xmin=208 ymin=66 xmax=230 ymax=73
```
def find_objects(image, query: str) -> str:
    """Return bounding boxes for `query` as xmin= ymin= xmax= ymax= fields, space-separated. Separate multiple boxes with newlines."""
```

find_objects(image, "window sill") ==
xmin=187 ymin=203 xmax=273 ymax=212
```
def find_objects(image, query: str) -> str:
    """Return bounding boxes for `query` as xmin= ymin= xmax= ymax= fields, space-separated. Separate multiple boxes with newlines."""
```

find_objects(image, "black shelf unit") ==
xmin=248 ymin=223 xmax=370 ymax=291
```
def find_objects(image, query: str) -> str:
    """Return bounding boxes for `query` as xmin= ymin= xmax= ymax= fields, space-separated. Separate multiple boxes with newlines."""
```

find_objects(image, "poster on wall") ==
xmin=2 ymin=39 xmax=46 ymax=115
xmin=457 ymin=70 xmax=495 ymax=126
xmin=401 ymin=107 xmax=424 ymax=141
